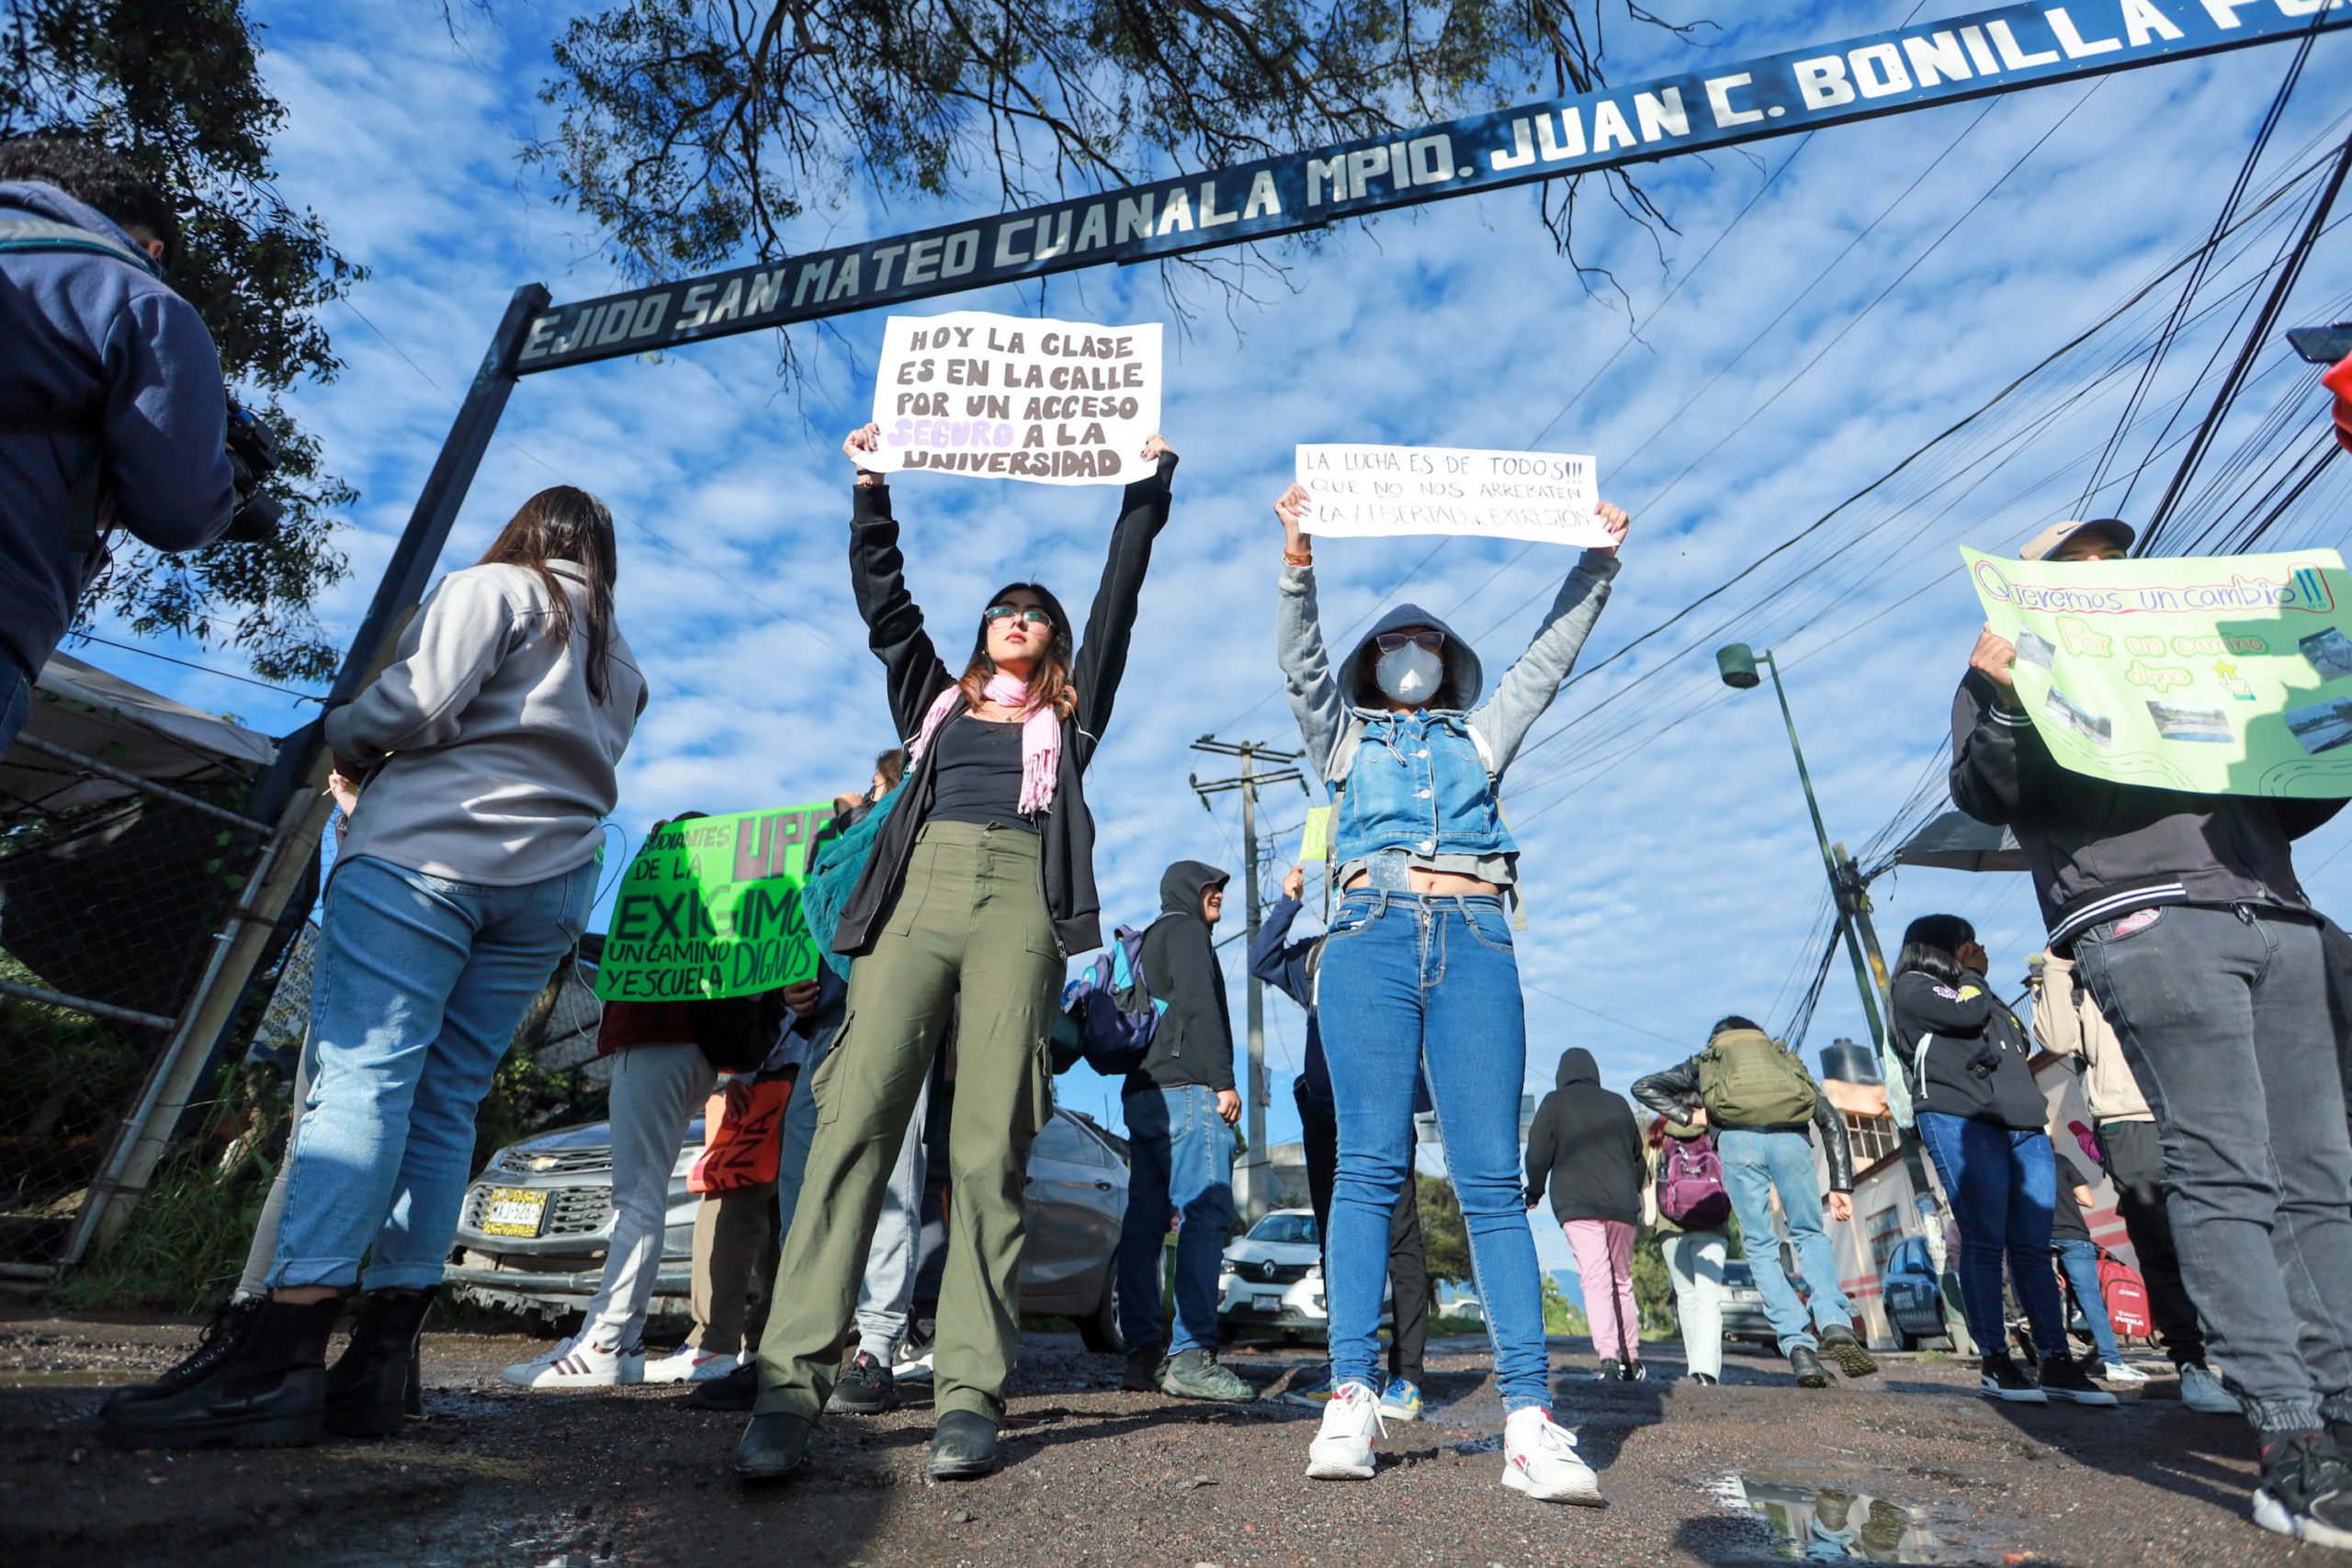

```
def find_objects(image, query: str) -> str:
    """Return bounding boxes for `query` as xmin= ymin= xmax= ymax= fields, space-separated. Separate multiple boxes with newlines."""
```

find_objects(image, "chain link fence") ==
xmin=0 ymin=652 xmax=309 ymax=1273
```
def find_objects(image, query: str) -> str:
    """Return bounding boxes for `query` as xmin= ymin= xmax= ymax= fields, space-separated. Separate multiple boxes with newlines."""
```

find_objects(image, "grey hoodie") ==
xmin=1276 ymin=551 xmax=1618 ymax=888
xmin=1125 ymin=860 xmax=1235 ymax=1097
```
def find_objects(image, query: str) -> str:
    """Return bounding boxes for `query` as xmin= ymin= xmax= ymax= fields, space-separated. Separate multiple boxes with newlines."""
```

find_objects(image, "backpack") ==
xmin=1698 ymin=1029 xmax=1819 ymax=1129
xmin=1058 ymin=919 xmax=1169 ymax=1076
xmin=797 ymin=788 xmax=900 ymax=981
xmin=1881 ymin=1030 xmax=1934 ymax=1132
xmin=1656 ymin=1133 xmax=1733 ymax=1229
xmin=2098 ymin=1251 xmax=2152 ymax=1338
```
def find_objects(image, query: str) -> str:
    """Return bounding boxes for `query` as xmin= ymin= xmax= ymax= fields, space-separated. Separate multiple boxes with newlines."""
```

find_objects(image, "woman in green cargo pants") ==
xmin=735 ymin=423 xmax=1179 ymax=1483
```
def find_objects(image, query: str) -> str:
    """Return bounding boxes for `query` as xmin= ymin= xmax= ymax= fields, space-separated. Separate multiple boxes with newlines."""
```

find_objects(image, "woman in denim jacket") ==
xmin=1272 ymin=481 xmax=1628 ymax=1503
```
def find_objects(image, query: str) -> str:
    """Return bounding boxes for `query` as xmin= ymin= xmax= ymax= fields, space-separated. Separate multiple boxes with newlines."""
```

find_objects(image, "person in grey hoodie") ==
xmin=1524 ymin=1049 xmax=1648 ymax=1381
xmin=103 ymin=485 xmax=646 ymax=1452
xmin=0 ymin=139 xmax=237 ymax=754
xmin=1116 ymin=860 xmax=1252 ymax=1403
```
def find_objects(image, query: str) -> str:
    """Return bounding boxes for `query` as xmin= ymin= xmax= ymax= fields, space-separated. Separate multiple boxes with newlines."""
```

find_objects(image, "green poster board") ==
xmin=1964 ymin=547 xmax=2352 ymax=799
xmin=594 ymin=802 xmax=836 ymax=1001
xmin=1298 ymin=806 xmax=1332 ymax=863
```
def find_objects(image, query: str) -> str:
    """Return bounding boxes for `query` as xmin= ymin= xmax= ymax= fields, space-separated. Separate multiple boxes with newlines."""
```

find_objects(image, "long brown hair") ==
xmin=477 ymin=486 xmax=620 ymax=701
xmin=957 ymin=580 xmax=1076 ymax=719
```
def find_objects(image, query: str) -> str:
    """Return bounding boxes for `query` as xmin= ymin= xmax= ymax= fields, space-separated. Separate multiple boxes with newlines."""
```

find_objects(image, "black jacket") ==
xmin=1126 ymin=860 xmax=1234 ymax=1096
xmin=1888 ymin=967 xmax=2045 ymax=1129
xmin=1632 ymin=1041 xmax=1856 ymax=1194
xmin=831 ymin=457 xmax=1176 ymax=960
xmin=1524 ymin=1048 xmax=1645 ymax=1226
xmin=1950 ymin=669 xmax=2342 ymax=949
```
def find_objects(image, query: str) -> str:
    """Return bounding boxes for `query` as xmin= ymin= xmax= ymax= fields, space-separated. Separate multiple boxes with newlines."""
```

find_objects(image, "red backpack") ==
xmin=2098 ymin=1251 xmax=2152 ymax=1338
xmin=1657 ymin=1133 xmax=1734 ymax=1230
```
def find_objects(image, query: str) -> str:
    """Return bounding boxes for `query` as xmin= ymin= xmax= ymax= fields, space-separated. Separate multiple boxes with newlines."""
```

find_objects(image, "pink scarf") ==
xmin=908 ymin=671 xmax=1061 ymax=815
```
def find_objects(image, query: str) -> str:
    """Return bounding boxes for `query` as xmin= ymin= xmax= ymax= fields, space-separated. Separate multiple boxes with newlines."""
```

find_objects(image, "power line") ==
xmin=65 ymin=633 xmax=325 ymax=703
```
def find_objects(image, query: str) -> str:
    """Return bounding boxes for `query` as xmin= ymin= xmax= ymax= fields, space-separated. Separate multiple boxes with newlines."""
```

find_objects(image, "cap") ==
xmin=2019 ymin=518 xmax=2135 ymax=561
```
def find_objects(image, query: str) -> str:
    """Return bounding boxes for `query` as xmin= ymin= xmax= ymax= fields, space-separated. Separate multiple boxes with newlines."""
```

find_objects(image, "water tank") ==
xmin=1819 ymin=1037 xmax=1880 ymax=1084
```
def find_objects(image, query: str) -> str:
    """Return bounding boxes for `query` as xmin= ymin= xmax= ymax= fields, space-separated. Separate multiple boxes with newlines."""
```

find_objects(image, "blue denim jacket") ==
xmin=1276 ymin=557 xmax=1619 ymax=888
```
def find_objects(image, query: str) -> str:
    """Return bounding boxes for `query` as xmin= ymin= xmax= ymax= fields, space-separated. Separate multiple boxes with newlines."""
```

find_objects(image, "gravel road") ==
xmin=0 ymin=1309 xmax=2318 ymax=1567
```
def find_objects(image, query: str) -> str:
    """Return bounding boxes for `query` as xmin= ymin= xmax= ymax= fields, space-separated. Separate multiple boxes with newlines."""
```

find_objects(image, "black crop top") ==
xmin=926 ymin=716 xmax=1033 ymax=831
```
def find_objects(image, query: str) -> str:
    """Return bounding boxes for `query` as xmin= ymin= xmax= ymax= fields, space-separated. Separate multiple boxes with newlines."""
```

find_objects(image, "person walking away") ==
xmin=1252 ymin=865 xmax=1431 ymax=1420
xmin=1 ymin=139 xmax=237 ymax=755
xmin=1645 ymin=1116 xmax=1732 ymax=1385
xmin=734 ymin=426 xmax=1180 ymax=1484
xmin=2035 ymin=948 xmax=2236 ymax=1413
xmin=1525 ymin=1049 xmax=1647 ymax=1382
xmin=1952 ymin=516 xmax=2352 ymax=1546
xmin=104 ymin=486 xmax=645 ymax=1449
xmin=2048 ymin=1178 xmax=2140 ymax=1383
xmin=1632 ymin=1019 xmax=1877 ymax=1391
xmin=1114 ymin=861 xmax=1254 ymax=1402
xmin=1885 ymin=916 xmax=2113 ymax=1407
xmin=1273 ymin=479 xmax=1630 ymax=1505
xmin=503 ymin=887 xmax=808 ymax=1390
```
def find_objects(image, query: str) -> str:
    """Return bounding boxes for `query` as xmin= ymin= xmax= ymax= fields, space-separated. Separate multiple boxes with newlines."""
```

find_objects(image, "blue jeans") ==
xmin=1915 ymin=1112 xmax=2067 ymax=1360
xmin=0 ymin=643 xmax=29 ymax=757
xmin=269 ymin=853 xmax=596 ymax=1290
xmin=1717 ymin=1128 xmax=1855 ymax=1354
xmin=1317 ymin=891 xmax=1548 ymax=1412
xmin=1118 ymin=1084 xmax=1234 ymax=1356
xmin=2053 ymin=1237 xmax=2121 ymax=1365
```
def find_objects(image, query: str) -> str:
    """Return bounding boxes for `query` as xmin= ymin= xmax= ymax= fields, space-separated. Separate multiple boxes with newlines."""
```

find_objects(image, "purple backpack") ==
xmin=1657 ymin=1133 xmax=1733 ymax=1229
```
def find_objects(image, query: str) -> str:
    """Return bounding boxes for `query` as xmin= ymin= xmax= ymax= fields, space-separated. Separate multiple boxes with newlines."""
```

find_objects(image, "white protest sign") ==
xmin=861 ymin=310 xmax=1162 ymax=486
xmin=1295 ymin=445 xmax=1608 ymax=547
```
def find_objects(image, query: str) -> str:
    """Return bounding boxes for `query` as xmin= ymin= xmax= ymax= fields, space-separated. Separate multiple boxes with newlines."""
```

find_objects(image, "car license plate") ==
xmin=1252 ymin=1293 xmax=1282 ymax=1314
xmin=481 ymin=1188 xmax=548 ymax=1237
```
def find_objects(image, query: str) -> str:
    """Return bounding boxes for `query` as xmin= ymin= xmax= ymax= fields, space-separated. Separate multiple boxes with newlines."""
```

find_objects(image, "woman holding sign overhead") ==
xmin=1271 ymin=478 xmax=1628 ymax=1505
xmin=734 ymin=422 xmax=1178 ymax=1485
xmin=104 ymin=486 xmax=647 ymax=1451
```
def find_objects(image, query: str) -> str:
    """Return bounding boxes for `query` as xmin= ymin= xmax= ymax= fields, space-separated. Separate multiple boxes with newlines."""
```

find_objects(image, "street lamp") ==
xmin=1714 ymin=644 xmax=1892 ymax=1057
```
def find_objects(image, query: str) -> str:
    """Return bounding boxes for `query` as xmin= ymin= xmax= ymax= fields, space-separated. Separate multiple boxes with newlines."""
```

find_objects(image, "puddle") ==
xmin=1701 ymin=1474 xmax=1995 ymax=1562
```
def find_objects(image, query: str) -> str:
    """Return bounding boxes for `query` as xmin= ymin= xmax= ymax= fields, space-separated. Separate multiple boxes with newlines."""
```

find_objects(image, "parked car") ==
xmin=1880 ymin=1235 xmax=1952 ymax=1350
xmin=445 ymin=1104 xmax=1130 ymax=1349
xmin=1717 ymin=1259 xmax=1816 ymax=1348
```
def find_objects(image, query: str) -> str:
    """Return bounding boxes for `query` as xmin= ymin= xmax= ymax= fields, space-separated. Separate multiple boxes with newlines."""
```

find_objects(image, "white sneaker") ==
xmin=2096 ymin=1359 xmax=2151 ymax=1385
xmin=500 ymin=1336 xmax=645 ymax=1390
xmin=892 ymin=1339 xmax=935 ymax=1382
xmin=1501 ymin=1406 xmax=1604 ymax=1506
xmin=1305 ymin=1380 xmax=1385 ymax=1480
xmin=2179 ymin=1361 xmax=2244 ymax=1414
xmin=641 ymin=1346 xmax=741 ymax=1384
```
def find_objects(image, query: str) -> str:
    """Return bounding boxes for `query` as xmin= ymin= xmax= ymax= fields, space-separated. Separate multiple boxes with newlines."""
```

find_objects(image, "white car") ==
xmin=1217 ymin=1209 xmax=1326 ymax=1341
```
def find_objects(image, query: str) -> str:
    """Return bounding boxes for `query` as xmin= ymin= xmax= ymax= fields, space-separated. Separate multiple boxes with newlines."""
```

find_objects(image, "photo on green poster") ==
xmin=1963 ymin=547 xmax=2352 ymax=799
xmin=593 ymin=802 xmax=836 ymax=1002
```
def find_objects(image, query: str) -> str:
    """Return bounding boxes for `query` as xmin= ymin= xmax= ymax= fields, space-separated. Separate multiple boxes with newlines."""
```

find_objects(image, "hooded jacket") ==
xmin=1632 ymin=1032 xmax=1856 ymax=1193
xmin=1950 ymin=669 xmax=2342 ymax=950
xmin=1126 ymin=860 xmax=1235 ymax=1097
xmin=831 ymin=457 xmax=1175 ymax=960
xmin=1887 ymin=966 xmax=2046 ymax=1129
xmin=0 ymin=181 xmax=237 ymax=676
xmin=1277 ymin=552 xmax=1617 ymax=890
xmin=1523 ymin=1048 xmax=1646 ymax=1226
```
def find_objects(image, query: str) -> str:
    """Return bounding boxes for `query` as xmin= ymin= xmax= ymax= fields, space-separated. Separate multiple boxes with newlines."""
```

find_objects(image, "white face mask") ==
xmin=1374 ymin=642 xmax=1444 ymax=704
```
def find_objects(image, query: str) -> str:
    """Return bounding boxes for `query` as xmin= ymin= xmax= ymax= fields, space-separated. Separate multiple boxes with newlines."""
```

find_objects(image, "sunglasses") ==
xmin=983 ymin=604 xmax=1055 ymax=629
xmin=1374 ymin=629 xmax=1444 ymax=654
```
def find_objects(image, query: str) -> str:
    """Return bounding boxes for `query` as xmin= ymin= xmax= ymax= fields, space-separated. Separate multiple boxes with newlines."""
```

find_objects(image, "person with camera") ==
xmin=0 ymin=137 xmax=246 ymax=753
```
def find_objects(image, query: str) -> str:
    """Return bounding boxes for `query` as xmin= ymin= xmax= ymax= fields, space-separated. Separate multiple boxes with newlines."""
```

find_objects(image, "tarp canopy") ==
xmin=1894 ymin=809 xmax=2027 ymax=874
xmin=0 ymin=649 xmax=278 ymax=826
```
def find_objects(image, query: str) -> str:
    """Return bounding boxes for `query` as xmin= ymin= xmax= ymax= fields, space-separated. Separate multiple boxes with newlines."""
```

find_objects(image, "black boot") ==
xmin=928 ymin=1409 xmax=1000 ymax=1479
xmin=735 ymin=1412 xmax=813 ymax=1482
xmin=101 ymin=1295 xmax=340 ymax=1450
xmin=1788 ymin=1345 xmax=1833 ymax=1389
xmin=325 ymin=1288 xmax=435 ymax=1437
xmin=102 ymin=1296 xmax=266 ymax=1415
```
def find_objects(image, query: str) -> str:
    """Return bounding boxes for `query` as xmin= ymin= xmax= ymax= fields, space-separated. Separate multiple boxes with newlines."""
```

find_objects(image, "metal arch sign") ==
xmin=512 ymin=0 xmax=2346 ymax=375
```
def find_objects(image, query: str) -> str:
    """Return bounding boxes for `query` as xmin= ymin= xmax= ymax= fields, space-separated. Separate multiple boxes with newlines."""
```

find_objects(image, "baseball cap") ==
xmin=2019 ymin=518 xmax=2135 ymax=561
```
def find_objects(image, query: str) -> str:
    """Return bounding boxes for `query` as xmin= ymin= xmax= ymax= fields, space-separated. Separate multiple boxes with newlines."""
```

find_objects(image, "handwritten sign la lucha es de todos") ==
xmin=857 ymin=310 xmax=1163 ymax=486
xmin=1966 ymin=547 xmax=2352 ymax=799
xmin=1295 ymin=445 xmax=1611 ymax=547
xmin=594 ymin=804 xmax=835 ymax=1002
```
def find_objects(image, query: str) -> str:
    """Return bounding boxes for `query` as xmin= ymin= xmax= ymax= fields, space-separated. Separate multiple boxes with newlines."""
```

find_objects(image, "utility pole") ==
xmin=1189 ymin=736 xmax=1306 ymax=1225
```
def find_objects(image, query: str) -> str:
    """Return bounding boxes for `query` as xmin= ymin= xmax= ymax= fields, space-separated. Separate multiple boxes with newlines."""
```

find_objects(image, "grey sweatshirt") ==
xmin=1275 ymin=551 xmax=1619 ymax=887
xmin=325 ymin=559 xmax=648 ymax=885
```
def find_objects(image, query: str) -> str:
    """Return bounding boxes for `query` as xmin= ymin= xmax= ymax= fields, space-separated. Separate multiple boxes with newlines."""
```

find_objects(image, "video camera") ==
xmin=221 ymin=396 xmax=283 ymax=544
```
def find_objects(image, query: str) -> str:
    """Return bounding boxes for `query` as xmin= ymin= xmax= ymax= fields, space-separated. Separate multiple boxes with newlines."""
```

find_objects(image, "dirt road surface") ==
xmin=0 ymin=1309 xmax=2315 ymax=1567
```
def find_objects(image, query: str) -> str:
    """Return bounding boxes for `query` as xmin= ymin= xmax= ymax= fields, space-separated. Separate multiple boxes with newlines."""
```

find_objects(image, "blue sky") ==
xmin=75 ymin=3 xmax=2352 ymax=1278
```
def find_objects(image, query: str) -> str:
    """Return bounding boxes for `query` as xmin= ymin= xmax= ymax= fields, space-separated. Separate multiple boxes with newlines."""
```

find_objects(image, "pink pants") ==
xmin=1563 ymin=1218 xmax=1641 ymax=1363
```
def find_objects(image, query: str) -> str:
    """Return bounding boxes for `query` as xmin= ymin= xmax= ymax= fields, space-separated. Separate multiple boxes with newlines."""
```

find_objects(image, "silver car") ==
xmin=444 ymin=1105 xmax=1130 ymax=1349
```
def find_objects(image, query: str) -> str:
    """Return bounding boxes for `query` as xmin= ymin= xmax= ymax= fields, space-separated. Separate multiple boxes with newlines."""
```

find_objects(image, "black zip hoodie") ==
xmin=1125 ymin=860 xmax=1235 ymax=1097
xmin=1888 ymin=966 xmax=2045 ymax=1129
xmin=1523 ymin=1048 xmax=1645 ymax=1226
